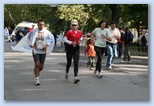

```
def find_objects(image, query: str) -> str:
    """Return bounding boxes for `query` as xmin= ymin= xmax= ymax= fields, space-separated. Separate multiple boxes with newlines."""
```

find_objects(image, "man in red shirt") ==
xmin=63 ymin=19 xmax=82 ymax=84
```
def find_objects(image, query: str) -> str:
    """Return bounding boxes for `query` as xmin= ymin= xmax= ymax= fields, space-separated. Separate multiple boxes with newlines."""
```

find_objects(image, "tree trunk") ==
xmin=108 ymin=4 xmax=121 ymax=25
xmin=135 ymin=19 xmax=141 ymax=37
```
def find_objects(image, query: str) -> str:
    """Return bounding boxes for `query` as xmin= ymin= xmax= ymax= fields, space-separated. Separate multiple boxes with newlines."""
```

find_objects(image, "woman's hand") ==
xmin=72 ymin=41 xmax=77 ymax=45
xmin=101 ymin=34 xmax=106 ymax=38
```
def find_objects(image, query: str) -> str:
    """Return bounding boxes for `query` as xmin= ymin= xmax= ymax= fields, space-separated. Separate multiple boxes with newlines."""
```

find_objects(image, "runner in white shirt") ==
xmin=106 ymin=21 xmax=120 ymax=70
xmin=92 ymin=20 xmax=111 ymax=78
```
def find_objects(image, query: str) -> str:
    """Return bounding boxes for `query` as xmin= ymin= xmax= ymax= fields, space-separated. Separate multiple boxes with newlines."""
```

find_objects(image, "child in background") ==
xmin=84 ymin=38 xmax=96 ymax=70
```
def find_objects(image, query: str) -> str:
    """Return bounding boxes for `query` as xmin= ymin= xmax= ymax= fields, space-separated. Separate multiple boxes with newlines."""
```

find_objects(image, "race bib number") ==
xmin=98 ymin=34 xmax=106 ymax=42
xmin=36 ymin=40 xmax=44 ymax=49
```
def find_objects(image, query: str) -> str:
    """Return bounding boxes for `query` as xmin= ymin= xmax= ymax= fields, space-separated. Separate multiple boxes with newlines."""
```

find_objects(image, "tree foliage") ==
xmin=120 ymin=4 xmax=148 ymax=36
xmin=4 ymin=4 xmax=148 ymax=35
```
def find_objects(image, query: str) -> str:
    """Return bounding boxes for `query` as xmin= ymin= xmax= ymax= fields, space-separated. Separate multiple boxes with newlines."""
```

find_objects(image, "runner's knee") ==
xmin=39 ymin=65 xmax=44 ymax=71
xmin=35 ymin=62 xmax=40 ymax=69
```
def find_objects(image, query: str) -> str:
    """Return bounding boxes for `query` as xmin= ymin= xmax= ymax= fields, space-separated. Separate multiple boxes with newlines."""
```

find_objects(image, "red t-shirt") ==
xmin=65 ymin=30 xmax=82 ymax=45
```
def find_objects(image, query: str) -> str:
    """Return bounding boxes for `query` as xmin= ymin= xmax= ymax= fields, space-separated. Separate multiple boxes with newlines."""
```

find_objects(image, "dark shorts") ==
xmin=32 ymin=53 xmax=46 ymax=64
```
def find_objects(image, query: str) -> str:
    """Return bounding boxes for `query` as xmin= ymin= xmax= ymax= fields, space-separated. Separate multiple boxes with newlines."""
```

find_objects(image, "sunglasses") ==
xmin=72 ymin=24 xmax=77 ymax=26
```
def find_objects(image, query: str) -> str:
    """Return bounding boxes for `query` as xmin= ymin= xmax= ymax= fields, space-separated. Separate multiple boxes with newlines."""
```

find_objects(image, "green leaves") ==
xmin=4 ymin=4 xmax=148 ymax=34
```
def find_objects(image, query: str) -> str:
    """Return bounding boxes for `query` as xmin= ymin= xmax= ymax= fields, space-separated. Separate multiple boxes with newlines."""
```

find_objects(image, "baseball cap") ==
xmin=71 ymin=19 xmax=78 ymax=25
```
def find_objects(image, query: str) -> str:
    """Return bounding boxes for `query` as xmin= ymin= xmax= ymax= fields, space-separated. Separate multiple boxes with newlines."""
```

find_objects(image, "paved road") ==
xmin=4 ymin=41 xmax=148 ymax=101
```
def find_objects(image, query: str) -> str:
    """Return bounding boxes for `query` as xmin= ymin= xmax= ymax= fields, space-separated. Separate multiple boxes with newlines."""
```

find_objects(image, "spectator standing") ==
xmin=16 ymin=27 xmax=25 ymax=43
xmin=145 ymin=30 xmax=148 ymax=50
xmin=118 ymin=27 xmax=124 ymax=58
xmin=120 ymin=25 xmax=133 ymax=63
xmin=8 ymin=27 xmax=13 ymax=42
xmin=24 ymin=27 xmax=29 ymax=35
xmin=137 ymin=32 xmax=142 ymax=52
xmin=57 ymin=32 xmax=64 ymax=47
xmin=141 ymin=32 xmax=147 ymax=52
xmin=4 ymin=27 xmax=9 ymax=41
xmin=52 ymin=31 xmax=57 ymax=47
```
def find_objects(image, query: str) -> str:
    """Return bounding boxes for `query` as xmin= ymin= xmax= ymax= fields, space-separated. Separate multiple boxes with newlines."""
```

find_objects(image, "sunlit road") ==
xmin=4 ymin=41 xmax=148 ymax=101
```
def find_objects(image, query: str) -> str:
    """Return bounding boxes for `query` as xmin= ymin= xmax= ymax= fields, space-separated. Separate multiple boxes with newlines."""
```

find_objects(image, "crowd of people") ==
xmin=6 ymin=19 xmax=148 ymax=85
xmin=4 ymin=27 xmax=13 ymax=42
xmin=81 ymin=21 xmax=135 ymax=76
xmin=62 ymin=19 xmax=137 ymax=83
xmin=136 ymin=30 xmax=148 ymax=53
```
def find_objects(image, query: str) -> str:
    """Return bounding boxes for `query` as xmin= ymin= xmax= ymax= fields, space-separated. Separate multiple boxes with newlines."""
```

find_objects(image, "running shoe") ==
xmin=90 ymin=67 xmax=94 ymax=70
xmin=94 ymin=70 xmax=99 ymax=76
xmin=128 ymin=60 xmax=131 ymax=63
xmin=98 ymin=72 xmax=103 ymax=78
xmin=35 ymin=78 xmax=40 ymax=86
xmin=65 ymin=73 xmax=68 ymax=79
xmin=74 ymin=77 xmax=80 ymax=84
xmin=120 ymin=60 xmax=127 ymax=63
xmin=107 ymin=66 xmax=112 ymax=70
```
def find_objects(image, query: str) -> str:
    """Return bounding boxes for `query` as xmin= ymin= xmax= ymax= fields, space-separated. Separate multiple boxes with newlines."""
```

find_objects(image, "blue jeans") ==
xmin=106 ymin=43 xmax=117 ymax=67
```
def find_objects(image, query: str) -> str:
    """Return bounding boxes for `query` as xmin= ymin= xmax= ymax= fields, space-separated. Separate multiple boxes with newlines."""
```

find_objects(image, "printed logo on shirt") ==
xmin=36 ymin=40 xmax=44 ymax=50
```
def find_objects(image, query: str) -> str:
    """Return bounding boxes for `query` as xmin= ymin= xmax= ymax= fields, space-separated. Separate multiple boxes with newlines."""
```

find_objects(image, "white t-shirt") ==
xmin=92 ymin=28 xmax=110 ymax=47
xmin=107 ymin=28 xmax=120 ymax=44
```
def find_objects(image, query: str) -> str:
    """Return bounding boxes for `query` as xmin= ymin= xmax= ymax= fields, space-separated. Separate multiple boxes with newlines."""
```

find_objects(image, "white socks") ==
xmin=74 ymin=77 xmax=78 ymax=79
xmin=35 ymin=77 xmax=39 ymax=80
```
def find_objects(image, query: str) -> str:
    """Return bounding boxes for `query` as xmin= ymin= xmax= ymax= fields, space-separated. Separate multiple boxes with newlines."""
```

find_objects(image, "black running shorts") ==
xmin=32 ymin=53 xmax=46 ymax=64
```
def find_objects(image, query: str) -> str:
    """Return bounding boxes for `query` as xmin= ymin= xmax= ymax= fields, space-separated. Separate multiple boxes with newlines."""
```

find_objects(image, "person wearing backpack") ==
xmin=120 ymin=25 xmax=133 ymax=63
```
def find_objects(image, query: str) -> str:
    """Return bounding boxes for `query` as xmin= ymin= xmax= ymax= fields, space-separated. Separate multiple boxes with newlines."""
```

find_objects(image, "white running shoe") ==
xmin=98 ymin=72 xmax=103 ymax=78
xmin=94 ymin=71 xmax=98 ymax=76
xmin=74 ymin=77 xmax=80 ymax=84
xmin=90 ymin=67 xmax=94 ymax=70
xmin=128 ymin=61 xmax=131 ymax=63
xmin=65 ymin=73 xmax=68 ymax=79
xmin=35 ymin=77 xmax=40 ymax=86
xmin=107 ymin=66 xmax=112 ymax=70
xmin=120 ymin=60 xmax=127 ymax=63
